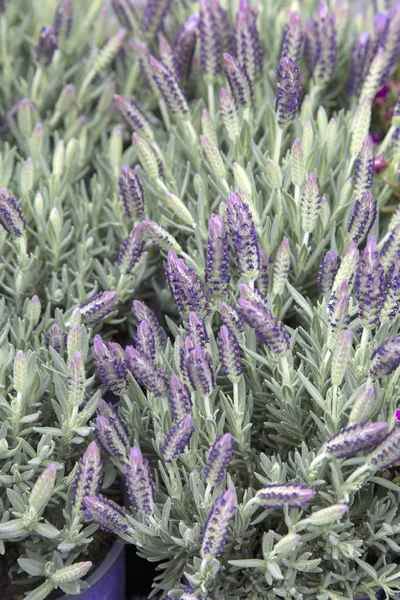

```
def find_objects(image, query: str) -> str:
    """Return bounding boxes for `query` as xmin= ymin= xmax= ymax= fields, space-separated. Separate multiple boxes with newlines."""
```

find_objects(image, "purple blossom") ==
xmin=275 ymin=58 xmax=303 ymax=128
xmin=186 ymin=312 xmax=209 ymax=348
xmin=84 ymin=494 xmax=129 ymax=533
xmin=256 ymin=247 xmax=270 ymax=295
xmin=72 ymin=441 xmax=103 ymax=511
xmin=125 ymin=345 xmax=168 ymax=397
xmin=305 ymin=3 xmax=337 ymax=84
xmin=53 ymin=0 xmax=73 ymax=42
xmin=370 ymin=336 xmax=400 ymax=377
xmin=226 ymin=191 xmax=260 ymax=280
xmin=0 ymin=188 xmax=27 ymax=237
xmin=279 ymin=11 xmax=304 ymax=65
xmin=141 ymin=0 xmax=171 ymax=40
xmin=134 ymin=41 xmax=156 ymax=92
xmin=150 ymin=56 xmax=189 ymax=118
xmin=134 ymin=320 xmax=156 ymax=363
xmin=113 ymin=95 xmax=153 ymax=141
xmin=125 ymin=447 xmax=155 ymax=515
xmin=234 ymin=0 xmax=263 ymax=82
xmin=117 ymin=223 xmax=145 ymax=274
xmin=219 ymin=303 xmax=245 ymax=341
xmin=255 ymin=483 xmax=315 ymax=509
xmin=219 ymin=88 xmax=239 ymax=141
xmin=92 ymin=335 xmax=128 ymax=395
xmin=353 ymin=136 xmax=374 ymax=199
xmin=205 ymin=214 xmax=230 ymax=297
xmin=355 ymin=237 xmax=384 ymax=328
xmin=186 ymin=346 xmax=215 ymax=396
xmin=164 ymin=250 xmax=210 ymax=318
xmin=44 ymin=324 xmax=68 ymax=353
xmin=199 ymin=0 xmax=231 ymax=78
xmin=168 ymin=374 xmax=192 ymax=421
xmin=218 ymin=325 xmax=242 ymax=383
xmin=239 ymin=282 xmax=268 ymax=305
xmin=95 ymin=415 xmax=129 ymax=460
xmin=238 ymin=298 xmax=291 ymax=356
xmin=224 ymin=53 xmax=253 ymax=107
xmin=132 ymin=300 xmax=166 ymax=351
xmin=347 ymin=31 xmax=374 ymax=99
xmin=141 ymin=221 xmax=180 ymax=252
xmin=327 ymin=280 xmax=350 ymax=344
xmin=98 ymin=399 xmax=130 ymax=449
xmin=35 ymin=27 xmax=58 ymax=68
xmin=176 ymin=335 xmax=195 ymax=382
xmin=201 ymin=489 xmax=236 ymax=559
xmin=367 ymin=421 xmax=400 ymax=469
xmin=173 ymin=14 xmax=199 ymax=80
xmin=382 ymin=252 xmax=400 ymax=320
xmin=204 ymin=433 xmax=234 ymax=486
xmin=79 ymin=291 xmax=117 ymax=326
xmin=161 ymin=417 xmax=194 ymax=462
xmin=381 ymin=224 xmax=400 ymax=270
xmin=326 ymin=421 xmax=388 ymax=459
xmin=348 ymin=191 xmax=377 ymax=244
xmin=118 ymin=165 xmax=145 ymax=220
xmin=111 ymin=0 xmax=137 ymax=32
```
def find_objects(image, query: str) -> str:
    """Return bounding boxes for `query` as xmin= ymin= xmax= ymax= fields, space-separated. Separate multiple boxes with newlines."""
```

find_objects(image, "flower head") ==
xmin=84 ymin=494 xmax=129 ymax=533
xmin=125 ymin=447 xmax=155 ymax=515
xmin=93 ymin=335 xmax=128 ymax=395
xmin=218 ymin=325 xmax=242 ymax=383
xmin=205 ymin=214 xmax=230 ymax=297
xmin=238 ymin=298 xmax=291 ymax=356
xmin=326 ymin=421 xmax=388 ymax=458
xmin=255 ymin=484 xmax=315 ymax=509
xmin=72 ymin=442 xmax=103 ymax=511
xmin=370 ymin=336 xmax=400 ymax=377
xmin=165 ymin=250 xmax=210 ymax=318
xmin=275 ymin=58 xmax=303 ymax=128
xmin=35 ymin=27 xmax=58 ymax=68
xmin=0 ymin=188 xmax=27 ymax=237
xmin=118 ymin=165 xmax=145 ymax=220
xmin=204 ymin=433 xmax=234 ymax=486
xmin=161 ymin=417 xmax=194 ymax=462
xmin=79 ymin=292 xmax=117 ymax=326
xmin=201 ymin=489 xmax=236 ymax=559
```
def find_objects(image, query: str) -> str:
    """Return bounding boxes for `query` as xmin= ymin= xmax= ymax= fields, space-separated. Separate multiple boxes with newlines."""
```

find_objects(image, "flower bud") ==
xmin=51 ymin=562 xmax=92 ymax=585
xmin=29 ymin=463 xmax=57 ymax=516
xmin=162 ymin=417 xmax=194 ymax=462
xmin=204 ymin=433 xmax=234 ymax=486
xmin=331 ymin=329 xmax=352 ymax=386
xmin=220 ymin=88 xmax=239 ymax=141
xmin=272 ymin=238 xmax=290 ymax=295
xmin=26 ymin=295 xmax=41 ymax=326
xmin=201 ymin=489 xmax=237 ymax=559
xmin=255 ymin=484 xmax=315 ymax=509
xmin=307 ymin=504 xmax=348 ymax=526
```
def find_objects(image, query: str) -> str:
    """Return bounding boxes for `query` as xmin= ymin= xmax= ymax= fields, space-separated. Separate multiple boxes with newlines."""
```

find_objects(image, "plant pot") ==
xmin=62 ymin=541 xmax=126 ymax=600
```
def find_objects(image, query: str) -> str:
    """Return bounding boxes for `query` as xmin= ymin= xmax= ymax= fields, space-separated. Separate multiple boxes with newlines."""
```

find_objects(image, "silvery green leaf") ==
xmin=18 ymin=558 xmax=46 ymax=576
xmin=32 ymin=522 xmax=60 ymax=538
xmin=0 ymin=517 xmax=27 ymax=539
xmin=6 ymin=488 xmax=26 ymax=513
xmin=23 ymin=581 xmax=55 ymax=600
xmin=266 ymin=560 xmax=283 ymax=580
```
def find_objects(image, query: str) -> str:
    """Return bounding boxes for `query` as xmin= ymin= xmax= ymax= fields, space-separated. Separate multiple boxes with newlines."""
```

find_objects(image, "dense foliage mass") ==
xmin=2 ymin=0 xmax=400 ymax=599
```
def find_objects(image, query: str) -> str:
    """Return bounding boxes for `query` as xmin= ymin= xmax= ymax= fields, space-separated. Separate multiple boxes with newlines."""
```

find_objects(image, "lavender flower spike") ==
xmin=67 ymin=352 xmax=85 ymax=407
xmin=173 ymin=14 xmax=199 ymax=81
xmin=332 ymin=241 xmax=359 ymax=292
xmin=347 ymin=31 xmax=374 ymax=100
xmin=327 ymin=280 xmax=350 ymax=348
xmin=84 ymin=494 xmax=129 ymax=533
xmin=353 ymin=136 xmax=374 ymax=199
xmin=367 ymin=421 xmax=400 ymax=469
xmin=134 ymin=320 xmax=156 ymax=363
xmin=224 ymin=53 xmax=253 ymax=107
xmin=161 ymin=417 xmax=194 ymax=462
xmin=79 ymin=291 xmax=117 ymax=326
xmin=141 ymin=0 xmax=171 ymax=40
xmin=117 ymin=223 xmax=145 ymax=275
xmin=132 ymin=300 xmax=166 ymax=351
xmin=0 ymin=188 xmax=27 ymax=237
xmin=113 ymin=95 xmax=153 ymax=141
xmin=326 ymin=421 xmax=388 ymax=459
xmin=238 ymin=298 xmax=291 ymax=356
xmin=35 ymin=27 xmax=58 ymax=68
xmin=141 ymin=221 xmax=181 ymax=253
xmin=53 ymin=0 xmax=73 ymax=43
xmin=95 ymin=415 xmax=128 ymax=460
xmin=118 ymin=165 xmax=144 ymax=220
xmin=355 ymin=237 xmax=384 ymax=329
xmin=186 ymin=346 xmax=215 ymax=396
xmin=111 ymin=0 xmax=137 ymax=32
xmin=279 ymin=11 xmax=304 ymax=65
xmin=226 ymin=192 xmax=260 ymax=280
xmin=125 ymin=447 xmax=155 ymax=515
xmin=164 ymin=250 xmax=210 ymax=318
xmin=186 ymin=312 xmax=209 ymax=349
xmin=150 ymin=56 xmax=189 ymax=118
xmin=169 ymin=375 xmax=192 ymax=421
xmin=370 ymin=337 xmax=400 ymax=377
xmin=201 ymin=489 xmax=237 ymax=559
xmin=275 ymin=58 xmax=303 ymax=128
xmin=218 ymin=325 xmax=242 ymax=384
xmin=98 ymin=399 xmax=130 ymax=448
xmin=92 ymin=335 xmax=128 ymax=395
xmin=44 ymin=324 xmax=68 ymax=353
xmin=301 ymin=173 xmax=322 ymax=235
xmin=235 ymin=0 xmax=263 ymax=82
xmin=306 ymin=3 xmax=337 ymax=84
xmin=272 ymin=238 xmax=290 ymax=295
xmin=348 ymin=191 xmax=377 ymax=244
xmin=199 ymin=0 xmax=223 ymax=78
xmin=72 ymin=441 xmax=103 ymax=511
xmin=382 ymin=252 xmax=400 ymax=321
xmin=28 ymin=463 xmax=58 ymax=517
xmin=348 ymin=386 xmax=376 ymax=424
xmin=125 ymin=345 xmax=169 ymax=397
xmin=318 ymin=250 xmax=341 ymax=294
xmin=255 ymin=483 xmax=315 ymax=509
xmin=220 ymin=88 xmax=240 ymax=141
xmin=204 ymin=433 xmax=234 ymax=486
xmin=205 ymin=214 xmax=230 ymax=297
xmin=219 ymin=303 xmax=245 ymax=342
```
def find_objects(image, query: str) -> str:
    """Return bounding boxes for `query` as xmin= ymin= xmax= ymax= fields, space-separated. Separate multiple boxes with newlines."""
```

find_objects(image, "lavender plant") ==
xmin=3 ymin=0 xmax=400 ymax=599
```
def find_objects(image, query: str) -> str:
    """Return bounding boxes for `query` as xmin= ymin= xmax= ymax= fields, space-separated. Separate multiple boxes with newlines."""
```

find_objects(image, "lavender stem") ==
xmin=123 ymin=57 xmax=140 ymax=97
xmin=207 ymin=82 xmax=215 ymax=120
xmin=274 ymin=127 xmax=283 ymax=163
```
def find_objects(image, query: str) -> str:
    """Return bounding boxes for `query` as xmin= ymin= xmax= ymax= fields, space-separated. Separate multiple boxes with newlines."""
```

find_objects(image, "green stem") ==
xmin=207 ymin=81 xmax=215 ymax=120
xmin=159 ymin=98 xmax=171 ymax=131
xmin=379 ymin=125 xmax=395 ymax=156
xmin=31 ymin=67 xmax=42 ymax=105
xmin=1 ymin=15 xmax=11 ymax=104
xmin=203 ymin=394 xmax=212 ymax=420
xmin=204 ymin=483 xmax=212 ymax=506
xmin=280 ymin=355 xmax=291 ymax=390
xmin=77 ymin=69 xmax=95 ymax=108
xmin=273 ymin=126 xmax=283 ymax=164
xmin=331 ymin=385 xmax=338 ymax=423
xmin=233 ymin=381 xmax=239 ymax=414
xmin=123 ymin=57 xmax=140 ymax=97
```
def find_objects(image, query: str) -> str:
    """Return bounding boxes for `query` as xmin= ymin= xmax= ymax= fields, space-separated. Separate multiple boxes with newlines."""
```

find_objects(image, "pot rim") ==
xmin=61 ymin=538 xmax=125 ymax=599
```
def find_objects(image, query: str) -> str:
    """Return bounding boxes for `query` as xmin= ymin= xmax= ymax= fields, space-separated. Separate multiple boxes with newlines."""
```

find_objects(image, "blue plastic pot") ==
xmin=62 ymin=541 xmax=126 ymax=600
